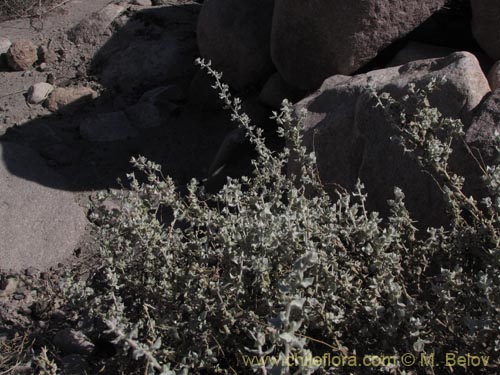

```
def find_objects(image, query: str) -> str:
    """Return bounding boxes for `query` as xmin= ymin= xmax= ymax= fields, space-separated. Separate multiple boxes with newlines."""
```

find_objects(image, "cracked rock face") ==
xmin=271 ymin=0 xmax=447 ymax=90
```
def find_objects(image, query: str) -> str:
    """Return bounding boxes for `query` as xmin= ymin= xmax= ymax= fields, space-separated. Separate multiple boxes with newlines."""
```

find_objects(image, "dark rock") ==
xmin=271 ymin=0 xmax=447 ymax=90
xmin=471 ymin=0 xmax=500 ymax=60
xmin=197 ymin=0 xmax=275 ymax=90
xmin=80 ymin=111 xmax=138 ymax=142
xmin=259 ymin=72 xmax=305 ymax=109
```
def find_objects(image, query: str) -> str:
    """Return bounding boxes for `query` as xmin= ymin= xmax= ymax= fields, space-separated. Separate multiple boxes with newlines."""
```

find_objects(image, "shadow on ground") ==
xmin=0 ymin=3 xmax=255 ymax=193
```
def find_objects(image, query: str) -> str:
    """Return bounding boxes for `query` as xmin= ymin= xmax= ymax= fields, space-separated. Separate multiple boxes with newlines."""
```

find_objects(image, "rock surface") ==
xmin=292 ymin=52 xmax=490 ymax=228
xmin=471 ymin=0 xmax=500 ymax=60
xmin=197 ymin=0 xmax=275 ymax=90
xmin=93 ymin=5 xmax=199 ymax=94
xmin=271 ymin=0 xmax=447 ymax=90
xmin=6 ymin=40 xmax=38 ymax=71
xmin=80 ymin=111 xmax=138 ymax=142
xmin=466 ymin=89 xmax=500 ymax=161
xmin=0 ymin=143 xmax=86 ymax=271
xmin=68 ymin=3 xmax=126 ymax=45
xmin=259 ymin=72 xmax=305 ymax=109
xmin=27 ymin=83 xmax=54 ymax=105
xmin=387 ymin=42 xmax=456 ymax=68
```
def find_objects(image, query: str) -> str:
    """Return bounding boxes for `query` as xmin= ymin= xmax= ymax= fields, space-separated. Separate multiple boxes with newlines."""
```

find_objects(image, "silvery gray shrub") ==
xmin=66 ymin=62 xmax=500 ymax=375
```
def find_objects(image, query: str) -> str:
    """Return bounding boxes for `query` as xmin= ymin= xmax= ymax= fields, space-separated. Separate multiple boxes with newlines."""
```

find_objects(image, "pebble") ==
xmin=27 ymin=82 xmax=54 ymax=104
xmin=0 ymin=37 xmax=11 ymax=55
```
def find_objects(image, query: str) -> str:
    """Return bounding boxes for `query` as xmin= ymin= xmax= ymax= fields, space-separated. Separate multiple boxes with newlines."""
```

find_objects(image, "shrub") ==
xmin=66 ymin=61 xmax=500 ymax=374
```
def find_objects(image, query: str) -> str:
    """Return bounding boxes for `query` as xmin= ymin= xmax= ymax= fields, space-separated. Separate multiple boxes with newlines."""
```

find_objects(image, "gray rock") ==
xmin=466 ymin=89 xmax=500 ymax=161
xmin=292 ymin=52 xmax=490 ymax=228
xmin=98 ymin=34 xmax=196 ymax=94
xmin=259 ymin=72 xmax=305 ymax=109
xmin=488 ymin=61 xmax=500 ymax=91
xmin=197 ymin=0 xmax=275 ymax=90
xmin=53 ymin=329 xmax=94 ymax=356
xmin=271 ymin=0 xmax=447 ymax=90
xmin=68 ymin=4 xmax=126 ymax=45
xmin=387 ymin=42 xmax=456 ymax=68
xmin=46 ymin=86 xmax=98 ymax=114
xmin=125 ymin=102 xmax=163 ymax=129
xmin=27 ymin=82 xmax=54 ymax=105
xmin=6 ymin=40 xmax=38 ymax=71
xmin=80 ymin=111 xmax=139 ymax=142
xmin=0 ymin=143 xmax=86 ymax=271
xmin=471 ymin=0 xmax=500 ymax=60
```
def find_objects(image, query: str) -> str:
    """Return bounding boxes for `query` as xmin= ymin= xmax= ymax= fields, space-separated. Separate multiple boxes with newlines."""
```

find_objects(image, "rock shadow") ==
xmin=0 ymin=3 xmax=242 ymax=193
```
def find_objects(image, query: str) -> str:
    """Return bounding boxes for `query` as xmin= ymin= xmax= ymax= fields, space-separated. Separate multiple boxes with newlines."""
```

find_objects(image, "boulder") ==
xmin=92 ymin=5 xmax=199 ymax=94
xmin=387 ymin=42 xmax=456 ymax=68
xmin=68 ymin=3 xmax=126 ymax=45
xmin=46 ymin=86 xmax=98 ymax=114
xmin=27 ymin=82 xmax=54 ymax=105
xmin=271 ymin=0 xmax=447 ymax=90
xmin=466 ymin=89 xmax=500 ymax=162
xmin=471 ymin=0 xmax=500 ymax=60
xmin=197 ymin=0 xmax=275 ymax=90
xmin=6 ymin=40 xmax=38 ymax=71
xmin=292 ymin=52 xmax=490 ymax=228
xmin=0 ymin=143 xmax=86 ymax=271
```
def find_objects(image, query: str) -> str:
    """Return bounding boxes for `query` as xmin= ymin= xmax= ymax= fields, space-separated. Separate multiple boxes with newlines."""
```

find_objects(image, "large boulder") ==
xmin=93 ymin=5 xmax=199 ymax=94
xmin=197 ymin=0 xmax=275 ymax=91
xmin=271 ymin=0 xmax=447 ymax=91
xmin=292 ymin=52 xmax=490 ymax=228
xmin=471 ymin=0 xmax=500 ymax=60
xmin=0 ymin=143 xmax=86 ymax=271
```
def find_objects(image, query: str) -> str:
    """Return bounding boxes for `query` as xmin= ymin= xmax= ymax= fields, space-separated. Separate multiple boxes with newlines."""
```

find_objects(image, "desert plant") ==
xmin=65 ymin=62 xmax=500 ymax=375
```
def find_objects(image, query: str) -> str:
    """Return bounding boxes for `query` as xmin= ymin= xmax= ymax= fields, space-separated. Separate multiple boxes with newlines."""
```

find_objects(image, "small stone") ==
xmin=46 ymin=86 xmax=97 ymax=113
xmin=53 ymin=329 xmax=95 ymax=356
xmin=6 ymin=40 xmax=38 ymax=71
xmin=38 ymin=62 xmax=48 ymax=71
xmin=27 ymin=82 xmax=54 ymax=104
xmin=0 ymin=278 xmax=18 ymax=297
xmin=13 ymin=292 xmax=25 ymax=301
xmin=0 ymin=37 xmax=11 ymax=55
